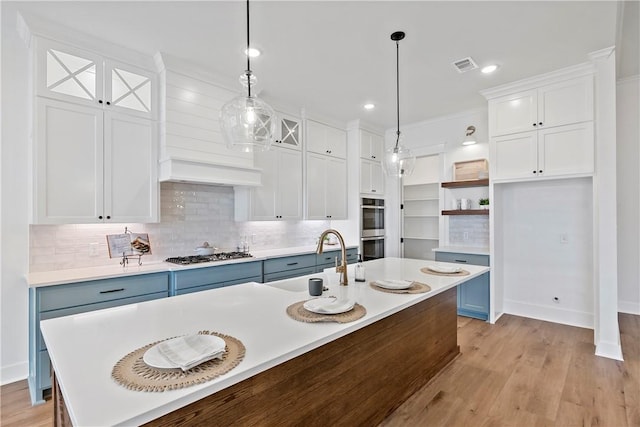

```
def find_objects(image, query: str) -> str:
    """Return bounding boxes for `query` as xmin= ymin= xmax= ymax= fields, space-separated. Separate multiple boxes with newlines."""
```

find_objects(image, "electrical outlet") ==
xmin=89 ymin=242 xmax=99 ymax=257
xmin=251 ymin=234 xmax=256 ymax=244
xmin=560 ymin=233 xmax=568 ymax=244
xmin=463 ymin=232 xmax=469 ymax=241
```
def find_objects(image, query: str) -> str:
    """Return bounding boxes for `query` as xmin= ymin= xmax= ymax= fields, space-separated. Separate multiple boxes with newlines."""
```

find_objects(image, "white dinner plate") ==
xmin=374 ymin=279 xmax=414 ymax=290
xmin=303 ymin=297 xmax=355 ymax=315
xmin=143 ymin=335 xmax=225 ymax=369
xmin=427 ymin=265 xmax=462 ymax=274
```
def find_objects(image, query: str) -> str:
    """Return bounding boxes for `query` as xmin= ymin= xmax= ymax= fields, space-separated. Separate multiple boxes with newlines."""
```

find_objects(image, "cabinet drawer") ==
xmin=316 ymin=248 xmax=359 ymax=270
xmin=38 ymin=273 xmax=169 ymax=312
xmin=263 ymin=254 xmax=316 ymax=275
xmin=264 ymin=266 xmax=317 ymax=283
xmin=38 ymin=291 xmax=167 ymax=351
xmin=173 ymin=261 xmax=262 ymax=291
xmin=434 ymin=252 xmax=489 ymax=266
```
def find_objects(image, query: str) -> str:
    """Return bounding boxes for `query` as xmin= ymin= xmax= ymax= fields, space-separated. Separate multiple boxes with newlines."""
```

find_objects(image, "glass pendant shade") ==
xmin=383 ymin=140 xmax=416 ymax=178
xmin=220 ymin=93 xmax=276 ymax=152
xmin=219 ymin=0 xmax=276 ymax=152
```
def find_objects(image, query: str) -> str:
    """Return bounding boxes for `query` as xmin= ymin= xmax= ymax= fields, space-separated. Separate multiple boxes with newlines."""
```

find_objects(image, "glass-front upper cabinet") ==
xmin=274 ymin=112 xmax=302 ymax=150
xmin=36 ymin=38 xmax=155 ymax=119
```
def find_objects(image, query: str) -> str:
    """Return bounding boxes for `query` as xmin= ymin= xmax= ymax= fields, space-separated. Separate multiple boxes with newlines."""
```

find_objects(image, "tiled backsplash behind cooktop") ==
xmin=29 ymin=182 xmax=330 ymax=272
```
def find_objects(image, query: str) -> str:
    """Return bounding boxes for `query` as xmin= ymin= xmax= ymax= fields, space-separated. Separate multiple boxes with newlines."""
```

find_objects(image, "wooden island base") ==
xmin=56 ymin=287 xmax=459 ymax=426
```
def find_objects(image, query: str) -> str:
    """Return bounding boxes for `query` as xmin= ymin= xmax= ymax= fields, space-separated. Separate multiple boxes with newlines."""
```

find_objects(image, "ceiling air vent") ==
xmin=452 ymin=56 xmax=478 ymax=73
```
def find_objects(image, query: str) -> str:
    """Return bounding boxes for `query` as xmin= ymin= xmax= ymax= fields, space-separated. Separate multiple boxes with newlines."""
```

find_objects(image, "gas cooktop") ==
xmin=165 ymin=252 xmax=253 ymax=265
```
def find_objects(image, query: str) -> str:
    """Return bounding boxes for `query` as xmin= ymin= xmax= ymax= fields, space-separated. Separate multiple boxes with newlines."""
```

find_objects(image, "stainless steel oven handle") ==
xmin=361 ymin=237 xmax=385 ymax=241
xmin=360 ymin=206 xmax=385 ymax=209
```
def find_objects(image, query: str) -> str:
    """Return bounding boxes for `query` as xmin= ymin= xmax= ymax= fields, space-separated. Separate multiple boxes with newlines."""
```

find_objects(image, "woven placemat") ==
xmin=420 ymin=267 xmax=470 ymax=277
xmin=111 ymin=331 xmax=245 ymax=392
xmin=286 ymin=300 xmax=366 ymax=323
xmin=369 ymin=281 xmax=431 ymax=294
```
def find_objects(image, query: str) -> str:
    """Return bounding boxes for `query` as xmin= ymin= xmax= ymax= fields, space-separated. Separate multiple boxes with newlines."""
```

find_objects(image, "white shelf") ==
xmin=403 ymin=236 xmax=439 ymax=241
xmin=403 ymin=182 xmax=438 ymax=187
xmin=404 ymin=197 xmax=439 ymax=202
xmin=404 ymin=215 xmax=439 ymax=218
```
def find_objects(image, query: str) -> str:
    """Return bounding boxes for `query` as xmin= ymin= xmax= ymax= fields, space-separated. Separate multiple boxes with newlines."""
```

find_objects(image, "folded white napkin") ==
xmin=156 ymin=335 xmax=225 ymax=371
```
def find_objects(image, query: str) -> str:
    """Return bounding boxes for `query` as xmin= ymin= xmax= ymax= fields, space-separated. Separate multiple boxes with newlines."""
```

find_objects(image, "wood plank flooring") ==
xmin=2 ymin=314 xmax=638 ymax=427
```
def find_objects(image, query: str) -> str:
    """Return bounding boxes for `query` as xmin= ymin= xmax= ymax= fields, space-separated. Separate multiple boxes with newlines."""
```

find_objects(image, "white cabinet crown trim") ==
xmin=481 ymin=62 xmax=595 ymax=100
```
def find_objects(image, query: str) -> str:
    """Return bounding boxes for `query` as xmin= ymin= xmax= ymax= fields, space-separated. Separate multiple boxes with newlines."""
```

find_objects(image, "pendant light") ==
xmin=382 ymin=31 xmax=416 ymax=179
xmin=220 ymin=0 xmax=276 ymax=152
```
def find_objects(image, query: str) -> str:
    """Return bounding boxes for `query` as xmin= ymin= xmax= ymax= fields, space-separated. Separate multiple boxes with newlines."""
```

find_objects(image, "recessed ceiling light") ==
xmin=245 ymin=48 xmax=261 ymax=58
xmin=363 ymin=103 xmax=375 ymax=110
xmin=481 ymin=64 xmax=499 ymax=74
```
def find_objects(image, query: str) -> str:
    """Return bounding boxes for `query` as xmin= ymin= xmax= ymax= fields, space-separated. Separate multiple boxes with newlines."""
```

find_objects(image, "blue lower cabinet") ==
xmin=172 ymin=261 xmax=262 ymax=295
xmin=434 ymin=251 xmax=489 ymax=321
xmin=315 ymin=247 xmax=358 ymax=273
xmin=263 ymin=253 xmax=317 ymax=283
xmin=29 ymin=272 xmax=170 ymax=404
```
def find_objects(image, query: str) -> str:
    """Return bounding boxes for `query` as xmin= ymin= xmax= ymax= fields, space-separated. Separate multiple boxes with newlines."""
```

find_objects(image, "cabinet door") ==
xmin=326 ymin=157 xmax=347 ymax=219
xmin=360 ymin=159 xmax=384 ymax=195
xmin=489 ymin=90 xmax=537 ymax=136
xmin=35 ymin=98 xmax=104 ymax=224
xmin=360 ymin=160 xmax=372 ymax=194
xmin=491 ymin=132 xmax=538 ymax=181
xmin=458 ymin=274 xmax=490 ymax=320
xmin=306 ymin=120 xmax=326 ymax=155
xmin=36 ymin=38 xmax=103 ymax=106
xmin=252 ymin=150 xmax=278 ymax=219
xmin=275 ymin=113 xmax=301 ymax=150
xmin=538 ymin=122 xmax=594 ymax=178
xmin=537 ymin=76 xmax=593 ymax=129
xmin=277 ymin=149 xmax=302 ymax=219
xmin=370 ymin=161 xmax=384 ymax=195
xmin=360 ymin=130 xmax=383 ymax=160
xmin=104 ymin=112 xmax=158 ymax=223
xmin=306 ymin=153 xmax=327 ymax=219
xmin=105 ymin=60 xmax=156 ymax=119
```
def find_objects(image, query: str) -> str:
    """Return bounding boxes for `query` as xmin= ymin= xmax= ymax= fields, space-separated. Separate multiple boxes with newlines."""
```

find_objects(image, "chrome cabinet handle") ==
xmin=99 ymin=288 xmax=125 ymax=294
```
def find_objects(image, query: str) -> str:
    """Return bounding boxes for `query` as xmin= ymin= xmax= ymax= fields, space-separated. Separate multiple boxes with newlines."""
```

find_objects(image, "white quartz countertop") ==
xmin=40 ymin=257 xmax=489 ymax=426
xmin=432 ymin=246 xmax=491 ymax=256
xmin=26 ymin=244 xmax=359 ymax=288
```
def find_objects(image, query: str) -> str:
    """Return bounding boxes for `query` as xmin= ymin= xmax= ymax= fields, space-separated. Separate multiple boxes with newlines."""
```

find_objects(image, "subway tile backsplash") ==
xmin=448 ymin=216 xmax=489 ymax=247
xmin=29 ymin=182 xmax=330 ymax=272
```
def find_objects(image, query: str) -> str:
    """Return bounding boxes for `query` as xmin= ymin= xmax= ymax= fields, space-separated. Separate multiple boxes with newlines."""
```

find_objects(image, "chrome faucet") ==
xmin=317 ymin=229 xmax=348 ymax=286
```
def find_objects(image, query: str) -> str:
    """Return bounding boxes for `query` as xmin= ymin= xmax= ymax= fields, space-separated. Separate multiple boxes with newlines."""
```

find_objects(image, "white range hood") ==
xmin=159 ymin=157 xmax=262 ymax=187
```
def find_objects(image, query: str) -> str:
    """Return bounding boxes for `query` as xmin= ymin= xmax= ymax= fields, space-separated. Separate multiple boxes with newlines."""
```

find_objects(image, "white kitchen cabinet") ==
xmin=306 ymin=152 xmax=347 ymax=220
xmin=488 ymin=76 xmax=593 ymax=137
xmin=36 ymin=38 xmax=156 ymax=120
xmin=306 ymin=120 xmax=347 ymax=159
xmin=359 ymin=129 xmax=384 ymax=161
xmin=491 ymin=122 xmax=594 ymax=181
xmin=34 ymin=98 xmax=158 ymax=224
xmin=360 ymin=159 xmax=384 ymax=195
xmin=237 ymin=146 xmax=302 ymax=221
xmin=273 ymin=112 xmax=302 ymax=149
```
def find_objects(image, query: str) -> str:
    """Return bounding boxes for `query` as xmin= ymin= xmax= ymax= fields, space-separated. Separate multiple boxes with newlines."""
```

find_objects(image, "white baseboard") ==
xmin=595 ymin=340 xmax=624 ymax=361
xmin=503 ymin=299 xmax=594 ymax=329
xmin=618 ymin=300 xmax=640 ymax=315
xmin=1 ymin=361 xmax=28 ymax=386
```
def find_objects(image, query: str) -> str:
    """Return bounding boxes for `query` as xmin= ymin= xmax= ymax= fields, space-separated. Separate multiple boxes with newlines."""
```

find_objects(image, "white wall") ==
xmin=500 ymin=178 xmax=594 ymax=328
xmin=1 ymin=4 xmax=31 ymax=384
xmin=616 ymin=75 xmax=640 ymax=314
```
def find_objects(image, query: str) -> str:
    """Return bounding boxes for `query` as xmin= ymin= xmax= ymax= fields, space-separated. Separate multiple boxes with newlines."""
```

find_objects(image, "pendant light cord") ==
xmin=395 ymin=38 xmax=400 ymax=150
xmin=246 ymin=0 xmax=252 ymax=98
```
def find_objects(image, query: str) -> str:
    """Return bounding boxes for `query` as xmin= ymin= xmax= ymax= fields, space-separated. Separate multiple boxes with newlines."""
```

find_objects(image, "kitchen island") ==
xmin=41 ymin=257 xmax=489 ymax=426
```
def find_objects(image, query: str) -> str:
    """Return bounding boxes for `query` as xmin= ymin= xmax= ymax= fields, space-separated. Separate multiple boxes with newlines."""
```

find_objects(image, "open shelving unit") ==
xmin=441 ymin=179 xmax=489 ymax=216
xmin=402 ymin=182 xmax=440 ymax=260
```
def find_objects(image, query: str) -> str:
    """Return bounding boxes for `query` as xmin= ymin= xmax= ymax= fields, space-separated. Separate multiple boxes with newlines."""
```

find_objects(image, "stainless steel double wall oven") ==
xmin=361 ymin=197 xmax=385 ymax=260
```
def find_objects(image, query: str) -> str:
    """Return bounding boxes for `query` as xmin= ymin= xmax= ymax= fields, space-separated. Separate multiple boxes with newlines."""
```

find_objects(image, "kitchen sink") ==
xmin=264 ymin=274 xmax=328 ymax=292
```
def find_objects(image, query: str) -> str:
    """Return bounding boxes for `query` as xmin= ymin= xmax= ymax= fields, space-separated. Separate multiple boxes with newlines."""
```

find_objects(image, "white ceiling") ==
xmin=11 ymin=1 xmax=634 ymax=129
